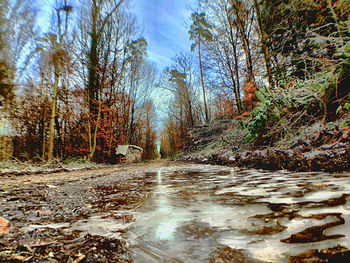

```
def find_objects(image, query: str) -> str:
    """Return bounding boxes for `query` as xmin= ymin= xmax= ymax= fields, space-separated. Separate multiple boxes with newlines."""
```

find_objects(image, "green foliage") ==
xmin=63 ymin=157 xmax=88 ymax=165
xmin=127 ymin=37 xmax=148 ymax=60
xmin=335 ymin=43 xmax=350 ymax=76
xmin=246 ymin=85 xmax=290 ymax=141
xmin=188 ymin=12 xmax=213 ymax=51
xmin=337 ymin=103 xmax=350 ymax=114
xmin=246 ymin=103 xmax=268 ymax=141
xmin=245 ymin=76 xmax=326 ymax=142
xmin=168 ymin=69 xmax=187 ymax=87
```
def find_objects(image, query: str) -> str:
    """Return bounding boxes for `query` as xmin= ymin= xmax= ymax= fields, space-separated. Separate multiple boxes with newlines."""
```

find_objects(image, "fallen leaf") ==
xmin=37 ymin=210 xmax=52 ymax=216
xmin=11 ymin=256 xmax=32 ymax=262
xmin=0 ymin=217 xmax=10 ymax=235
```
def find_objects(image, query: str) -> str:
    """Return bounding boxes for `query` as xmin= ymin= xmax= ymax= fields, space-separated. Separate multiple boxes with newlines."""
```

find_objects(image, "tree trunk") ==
xmin=198 ymin=36 xmax=209 ymax=123
xmin=237 ymin=19 xmax=254 ymax=83
xmin=226 ymin=54 xmax=242 ymax=114
xmin=54 ymin=115 xmax=61 ymax=159
xmin=253 ymin=0 xmax=273 ymax=86
xmin=226 ymin=5 xmax=242 ymax=113
xmin=47 ymin=52 xmax=59 ymax=161
xmin=88 ymin=94 xmax=102 ymax=161
xmin=231 ymin=1 xmax=255 ymax=83
xmin=188 ymin=99 xmax=194 ymax=127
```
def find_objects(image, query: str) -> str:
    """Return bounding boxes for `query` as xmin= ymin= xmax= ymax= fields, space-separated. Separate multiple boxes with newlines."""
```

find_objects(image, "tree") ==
xmin=47 ymin=0 xmax=73 ymax=161
xmin=260 ymin=0 xmax=349 ymax=78
xmin=142 ymin=100 xmax=158 ymax=160
xmin=126 ymin=37 xmax=151 ymax=145
xmin=253 ymin=0 xmax=272 ymax=85
xmin=79 ymin=0 xmax=125 ymax=160
xmin=0 ymin=0 xmax=37 ymax=107
xmin=189 ymin=12 xmax=213 ymax=123
xmin=204 ymin=0 xmax=244 ymax=114
xmin=229 ymin=0 xmax=256 ymax=83
xmin=85 ymin=0 xmax=125 ymax=109
xmin=160 ymin=52 xmax=200 ymax=131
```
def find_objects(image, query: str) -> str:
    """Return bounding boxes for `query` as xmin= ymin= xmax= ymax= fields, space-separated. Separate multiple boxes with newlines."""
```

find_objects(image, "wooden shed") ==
xmin=115 ymin=145 xmax=143 ymax=163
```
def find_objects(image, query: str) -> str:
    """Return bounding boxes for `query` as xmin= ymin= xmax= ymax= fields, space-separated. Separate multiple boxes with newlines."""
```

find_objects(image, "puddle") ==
xmin=72 ymin=214 xmax=133 ymax=239
xmin=127 ymin=165 xmax=350 ymax=262
xmin=25 ymin=222 xmax=70 ymax=231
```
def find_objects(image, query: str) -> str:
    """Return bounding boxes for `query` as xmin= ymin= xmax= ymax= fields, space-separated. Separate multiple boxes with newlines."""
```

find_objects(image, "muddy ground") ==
xmin=1 ymin=162 xmax=350 ymax=262
xmin=0 ymin=162 xmax=170 ymax=262
xmin=180 ymin=146 xmax=350 ymax=172
xmin=180 ymin=120 xmax=350 ymax=172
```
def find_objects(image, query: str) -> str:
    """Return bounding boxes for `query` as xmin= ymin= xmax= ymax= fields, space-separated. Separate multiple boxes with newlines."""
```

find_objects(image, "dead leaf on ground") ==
xmin=10 ymin=256 xmax=32 ymax=262
xmin=0 ymin=217 xmax=10 ymax=235
xmin=37 ymin=210 xmax=52 ymax=216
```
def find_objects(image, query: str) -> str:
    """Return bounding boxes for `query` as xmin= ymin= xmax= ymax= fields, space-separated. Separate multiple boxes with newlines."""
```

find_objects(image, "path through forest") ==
xmin=1 ymin=162 xmax=350 ymax=262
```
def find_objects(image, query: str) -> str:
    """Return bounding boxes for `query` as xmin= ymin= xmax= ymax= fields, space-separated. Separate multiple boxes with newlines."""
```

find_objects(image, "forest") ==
xmin=0 ymin=0 xmax=349 ymax=166
xmin=159 ymin=0 xmax=350 ymax=159
xmin=1 ymin=1 xmax=350 ymax=262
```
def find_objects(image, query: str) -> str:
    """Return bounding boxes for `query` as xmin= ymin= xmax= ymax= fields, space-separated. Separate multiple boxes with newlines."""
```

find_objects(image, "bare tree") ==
xmin=47 ymin=0 xmax=73 ymax=161
xmin=189 ymin=12 xmax=213 ymax=123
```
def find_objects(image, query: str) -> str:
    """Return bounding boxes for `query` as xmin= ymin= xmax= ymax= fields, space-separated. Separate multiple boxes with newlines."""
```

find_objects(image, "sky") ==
xmin=129 ymin=0 xmax=195 ymax=70
xmin=128 ymin=0 xmax=198 ymax=124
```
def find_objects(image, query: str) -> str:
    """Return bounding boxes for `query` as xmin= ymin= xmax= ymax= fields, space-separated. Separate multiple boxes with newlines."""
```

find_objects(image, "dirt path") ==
xmin=1 ymin=162 xmax=350 ymax=262
xmin=0 ymin=161 xmax=171 ymax=262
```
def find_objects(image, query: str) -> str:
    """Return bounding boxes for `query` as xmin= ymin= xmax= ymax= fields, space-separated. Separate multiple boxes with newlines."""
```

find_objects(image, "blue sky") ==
xmin=127 ymin=0 xmax=197 ymax=123
xmin=130 ymin=0 xmax=195 ymax=69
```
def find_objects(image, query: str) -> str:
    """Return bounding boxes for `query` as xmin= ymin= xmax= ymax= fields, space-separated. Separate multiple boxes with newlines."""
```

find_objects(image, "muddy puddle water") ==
xmin=127 ymin=165 xmax=350 ymax=262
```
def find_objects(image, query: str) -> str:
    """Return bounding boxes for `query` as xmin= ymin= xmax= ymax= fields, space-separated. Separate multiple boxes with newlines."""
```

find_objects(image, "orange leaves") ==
xmin=234 ymin=112 xmax=251 ymax=119
xmin=242 ymin=80 xmax=257 ymax=111
xmin=215 ymin=91 xmax=238 ymax=118
xmin=0 ymin=216 xmax=10 ymax=235
xmin=242 ymin=80 xmax=256 ymax=102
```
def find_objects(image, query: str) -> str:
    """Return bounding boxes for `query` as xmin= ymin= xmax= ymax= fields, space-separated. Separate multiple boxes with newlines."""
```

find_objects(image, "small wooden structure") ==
xmin=116 ymin=145 xmax=143 ymax=163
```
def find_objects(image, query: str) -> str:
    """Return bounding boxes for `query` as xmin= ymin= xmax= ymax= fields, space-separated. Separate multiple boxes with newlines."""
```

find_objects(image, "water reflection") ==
xmin=156 ymin=221 xmax=178 ymax=240
xmin=129 ymin=165 xmax=350 ymax=262
xmin=154 ymin=167 xmax=178 ymax=240
xmin=157 ymin=167 xmax=162 ymax=184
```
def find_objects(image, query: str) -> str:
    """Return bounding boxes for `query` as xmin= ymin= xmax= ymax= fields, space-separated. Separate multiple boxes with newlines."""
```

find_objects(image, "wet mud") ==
xmin=1 ymin=163 xmax=350 ymax=262
xmin=0 ymin=163 xmax=162 ymax=262
xmin=180 ymin=146 xmax=350 ymax=172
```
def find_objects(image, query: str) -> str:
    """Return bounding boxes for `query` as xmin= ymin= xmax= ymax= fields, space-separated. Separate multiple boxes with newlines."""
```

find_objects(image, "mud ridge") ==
xmin=179 ymin=146 xmax=350 ymax=172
